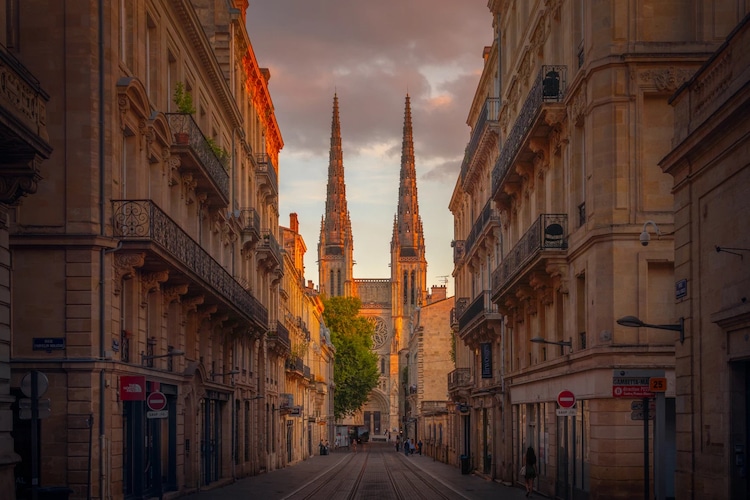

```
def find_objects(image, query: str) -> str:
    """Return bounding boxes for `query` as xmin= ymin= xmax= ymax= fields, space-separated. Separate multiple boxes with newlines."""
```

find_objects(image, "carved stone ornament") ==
xmin=640 ymin=66 xmax=694 ymax=92
xmin=113 ymin=252 xmax=146 ymax=295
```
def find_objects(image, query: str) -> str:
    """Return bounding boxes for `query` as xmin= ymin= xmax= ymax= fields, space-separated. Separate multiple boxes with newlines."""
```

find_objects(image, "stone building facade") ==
xmin=404 ymin=286 xmax=453 ymax=460
xmin=450 ymin=1 xmax=748 ymax=498
xmin=0 ymin=13 xmax=53 ymax=494
xmin=279 ymin=214 xmax=335 ymax=463
xmin=3 ymin=1 xmax=331 ymax=499
xmin=660 ymin=14 xmax=750 ymax=499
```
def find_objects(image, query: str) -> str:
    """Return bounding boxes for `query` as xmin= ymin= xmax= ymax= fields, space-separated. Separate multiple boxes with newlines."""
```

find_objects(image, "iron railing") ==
xmin=491 ymin=65 xmax=567 ymax=199
xmin=269 ymin=321 xmax=290 ymax=350
xmin=491 ymin=213 xmax=567 ymax=295
xmin=460 ymin=97 xmax=501 ymax=183
xmin=458 ymin=291 xmax=499 ymax=331
xmin=255 ymin=154 xmax=278 ymax=196
xmin=165 ymin=113 xmax=229 ymax=200
xmin=112 ymin=199 xmax=268 ymax=327
xmin=464 ymin=200 xmax=501 ymax=257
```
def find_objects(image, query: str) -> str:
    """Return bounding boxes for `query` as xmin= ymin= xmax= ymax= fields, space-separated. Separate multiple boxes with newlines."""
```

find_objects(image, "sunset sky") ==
xmin=246 ymin=2 xmax=493 ymax=297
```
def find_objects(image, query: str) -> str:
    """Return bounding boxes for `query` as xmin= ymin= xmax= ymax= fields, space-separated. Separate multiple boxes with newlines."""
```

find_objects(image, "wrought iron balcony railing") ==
xmin=464 ymin=200 xmax=501 ymax=257
xmin=460 ymin=97 xmax=501 ymax=184
xmin=166 ymin=113 xmax=229 ymax=203
xmin=112 ymin=200 xmax=268 ymax=328
xmin=448 ymin=368 xmax=471 ymax=392
xmin=491 ymin=65 xmax=567 ymax=199
xmin=239 ymin=207 xmax=261 ymax=248
xmin=257 ymin=229 xmax=282 ymax=271
xmin=458 ymin=290 xmax=499 ymax=332
xmin=454 ymin=297 xmax=470 ymax=319
xmin=269 ymin=320 xmax=290 ymax=351
xmin=491 ymin=213 xmax=567 ymax=296
xmin=255 ymin=154 xmax=278 ymax=200
xmin=450 ymin=307 xmax=458 ymax=329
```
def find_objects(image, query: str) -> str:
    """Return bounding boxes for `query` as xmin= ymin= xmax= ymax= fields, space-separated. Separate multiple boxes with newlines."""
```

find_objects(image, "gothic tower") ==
xmin=318 ymin=94 xmax=355 ymax=297
xmin=391 ymin=94 xmax=427 ymax=326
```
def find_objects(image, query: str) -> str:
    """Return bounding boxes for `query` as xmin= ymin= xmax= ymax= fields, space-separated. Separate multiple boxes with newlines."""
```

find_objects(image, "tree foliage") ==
xmin=323 ymin=296 xmax=379 ymax=420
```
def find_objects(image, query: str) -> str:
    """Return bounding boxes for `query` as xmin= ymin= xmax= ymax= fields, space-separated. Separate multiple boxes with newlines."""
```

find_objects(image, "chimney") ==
xmin=290 ymin=213 xmax=299 ymax=233
xmin=429 ymin=285 xmax=447 ymax=303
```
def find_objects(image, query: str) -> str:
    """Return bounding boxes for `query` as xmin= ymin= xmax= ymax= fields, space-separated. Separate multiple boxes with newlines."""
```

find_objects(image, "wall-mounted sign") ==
xmin=480 ymin=343 xmax=492 ymax=379
xmin=675 ymin=279 xmax=687 ymax=300
xmin=119 ymin=375 xmax=146 ymax=401
xmin=33 ymin=338 xmax=65 ymax=351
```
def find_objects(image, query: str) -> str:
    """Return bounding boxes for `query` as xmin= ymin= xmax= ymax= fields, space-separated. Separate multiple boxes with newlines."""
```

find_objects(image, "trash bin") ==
xmin=460 ymin=454 xmax=470 ymax=474
xmin=36 ymin=486 xmax=73 ymax=500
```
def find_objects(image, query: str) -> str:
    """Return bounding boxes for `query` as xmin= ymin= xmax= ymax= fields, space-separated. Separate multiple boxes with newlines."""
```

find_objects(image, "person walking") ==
xmin=523 ymin=446 xmax=537 ymax=497
xmin=417 ymin=439 xmax=422 ymax=455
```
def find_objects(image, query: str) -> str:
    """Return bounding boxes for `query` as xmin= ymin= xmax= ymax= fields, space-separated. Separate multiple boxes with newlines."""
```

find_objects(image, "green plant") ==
xmin=206 ymin=137 xmax=230 ymax=169
xmin=173 ymin=82 xmax=196 ymax=114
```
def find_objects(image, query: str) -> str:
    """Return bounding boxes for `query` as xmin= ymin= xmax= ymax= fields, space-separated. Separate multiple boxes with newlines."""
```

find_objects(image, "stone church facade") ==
xmin=318 ymin=94 xmax=428 ymax=437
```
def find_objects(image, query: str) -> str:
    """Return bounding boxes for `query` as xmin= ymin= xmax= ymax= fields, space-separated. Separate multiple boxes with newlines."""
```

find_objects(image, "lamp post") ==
xmin=617 ymin=315 xmax=683 ymax=500
xmin=530 ymin=336 xmax=573 ymax=353
xmin=141 ymin=348 xmax=185 ymax=365
xmin=616 ymin=316 xmax=684 ymax=344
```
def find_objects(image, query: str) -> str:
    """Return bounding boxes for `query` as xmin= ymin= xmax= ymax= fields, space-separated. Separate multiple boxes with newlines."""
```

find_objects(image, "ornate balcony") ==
xmin=0 ymin=45 xmax=52 ymax=204
xmin=112 ymin=199 xmax=268 ymax=330
xmin=166 ymin=113 xmax=230 ymax=206
xmin=491 ymin=213 xmax=568 ymax=302
xmin=268 ymin=320 xmax=290 ymax=354
xmin=457 ymin=291 xmax=502 ymax=347
xmin=257 ymin=229 xmax=282 ymax=275
xmin=491 ymin=65 xmax=567 ymax=202
xmin=464 ymin=200 xmax=501 ymax=261
xmin=448 ymin=368 xmax=472 ymax=393
xmin=255 ymin=154 xmax=278 ymax=202
xmin=239 ymin=207 xmax=261 ymax=250
xmin=460 ymin=97 xmax=501 ymax=190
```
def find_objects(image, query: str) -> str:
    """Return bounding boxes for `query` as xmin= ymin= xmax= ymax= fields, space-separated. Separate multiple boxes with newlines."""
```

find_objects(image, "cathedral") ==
xmin=317 ymin=94 xmax=427 ymax=436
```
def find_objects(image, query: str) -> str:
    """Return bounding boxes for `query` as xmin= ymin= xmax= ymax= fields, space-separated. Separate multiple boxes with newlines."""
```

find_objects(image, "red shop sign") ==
xmin=120 ymin=375 xmax=146 ymax=401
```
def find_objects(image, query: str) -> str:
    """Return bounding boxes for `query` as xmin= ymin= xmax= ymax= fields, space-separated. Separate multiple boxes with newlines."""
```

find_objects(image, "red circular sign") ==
xmin=147 ymin=391 xmax=167 ymax=411
xmin=557 ymin=390 xmax=576 ymax=408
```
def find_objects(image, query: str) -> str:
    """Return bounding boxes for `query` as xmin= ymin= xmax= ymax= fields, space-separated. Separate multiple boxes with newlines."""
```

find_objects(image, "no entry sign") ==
xmin=557 ymin=390 xmax=576 ymax=408
xmin=147 ymin=391 xmax=167 ymax=411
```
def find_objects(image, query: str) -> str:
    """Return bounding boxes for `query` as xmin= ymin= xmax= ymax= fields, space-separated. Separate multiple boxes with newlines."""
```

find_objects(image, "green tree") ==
xmin=323 ymin=296 xmax=379 ymax=420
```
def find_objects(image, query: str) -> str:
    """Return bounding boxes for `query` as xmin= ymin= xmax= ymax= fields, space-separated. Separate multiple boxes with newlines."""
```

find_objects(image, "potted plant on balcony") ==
xmin=172 ymin=82 xmax=195 ymax=144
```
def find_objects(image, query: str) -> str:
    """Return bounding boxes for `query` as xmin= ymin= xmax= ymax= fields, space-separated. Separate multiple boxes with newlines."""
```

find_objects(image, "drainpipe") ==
xmin=97 ymin=1 xmax=107 ymax=498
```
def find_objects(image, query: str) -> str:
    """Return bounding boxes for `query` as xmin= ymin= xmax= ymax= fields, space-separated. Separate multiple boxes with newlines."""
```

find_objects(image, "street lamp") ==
xmin=141 ymin=348 xmax=185 ymax=364
xmin=530 ymin=336 xmax=573 ymax=352
xmin=211 ymin=368 xmax=240 ymax=378
xmin=616 ymin=315 xmax=685 ymax=344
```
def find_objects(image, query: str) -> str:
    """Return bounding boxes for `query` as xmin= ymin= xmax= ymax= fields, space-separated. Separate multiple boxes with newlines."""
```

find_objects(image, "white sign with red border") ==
xmin=556 ymin=390 xmax=577 ymax=416
xmin=146 ymin=391 xmax=168 ymax=418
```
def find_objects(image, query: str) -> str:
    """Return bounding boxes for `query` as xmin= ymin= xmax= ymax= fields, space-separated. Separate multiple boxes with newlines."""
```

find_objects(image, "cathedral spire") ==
xmin=318 ymin=94 xmax=354 ymax=297
xmin=391 ymin=94 xmax=427 ymax=312
xmin=395 ymin=94 xmax=425 ymax=253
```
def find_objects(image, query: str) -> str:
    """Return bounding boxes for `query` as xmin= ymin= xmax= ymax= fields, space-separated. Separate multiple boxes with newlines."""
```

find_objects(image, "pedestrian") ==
xmin=409 ymin=438 xmax=415 ymax=455
xmin=403 ymin=438 xmax=410 ymax=456
xmin=523 ymin=446 xmax=537 ymax=497
xmin=319 ymin=439 xmax=327 ymax=455
xmin=395 ymin=435 xmax=400 ymax=452
xmin=352 ymin=438 xmax=357 ymax=453
xmin=417 ymin=439 xmax=422 ymax=455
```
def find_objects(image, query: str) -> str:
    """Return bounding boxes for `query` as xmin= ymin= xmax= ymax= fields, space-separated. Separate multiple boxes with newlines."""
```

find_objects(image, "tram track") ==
xmin=284 ymin=443 xmax=465 ymax=500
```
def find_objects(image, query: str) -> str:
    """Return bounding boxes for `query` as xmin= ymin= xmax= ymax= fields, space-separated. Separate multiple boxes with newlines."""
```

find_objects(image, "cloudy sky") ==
xmin=246 ymin=2 xmax=493 ymax=297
